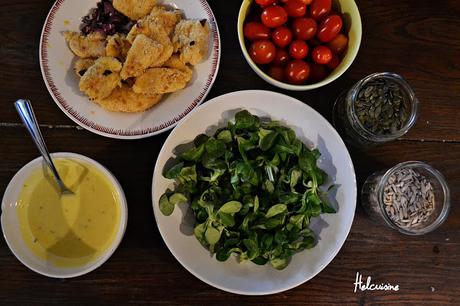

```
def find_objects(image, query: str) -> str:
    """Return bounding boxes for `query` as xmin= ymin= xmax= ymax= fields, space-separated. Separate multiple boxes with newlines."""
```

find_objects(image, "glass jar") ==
xmin=361 ymin=161 xmax=450 ymax=235
xmin=333 ymin=72 xmax=419 ymax=147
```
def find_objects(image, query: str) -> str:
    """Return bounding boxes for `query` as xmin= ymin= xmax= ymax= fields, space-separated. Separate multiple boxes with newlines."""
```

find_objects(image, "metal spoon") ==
xmin=15 ymin=99 xmax=74 ymax=195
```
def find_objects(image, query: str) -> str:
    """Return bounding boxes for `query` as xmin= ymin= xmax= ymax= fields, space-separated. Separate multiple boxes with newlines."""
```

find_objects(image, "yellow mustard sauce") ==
xmin=16 ymin=158 xmax=121 ymax=268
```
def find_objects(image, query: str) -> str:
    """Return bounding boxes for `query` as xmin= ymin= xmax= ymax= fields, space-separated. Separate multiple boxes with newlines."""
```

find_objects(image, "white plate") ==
xmin=1 ymin=153 xmax=128 ymax=278
xmin=40 ymin=0 xmax=221 ymax=139
xmin=151 ymin=90 xmax=357 ymax=295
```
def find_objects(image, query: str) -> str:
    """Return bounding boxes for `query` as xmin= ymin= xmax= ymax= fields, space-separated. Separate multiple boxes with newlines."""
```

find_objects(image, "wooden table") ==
xmin=0 ymin=0 xmax=459 ymax=304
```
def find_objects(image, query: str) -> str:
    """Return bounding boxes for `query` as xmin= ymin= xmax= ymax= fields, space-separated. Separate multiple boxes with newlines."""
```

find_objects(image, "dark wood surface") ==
xmin=0 ymin=0 xmax=459 ymax=304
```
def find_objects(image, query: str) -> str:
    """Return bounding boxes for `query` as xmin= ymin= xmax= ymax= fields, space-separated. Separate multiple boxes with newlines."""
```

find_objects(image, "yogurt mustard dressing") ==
xmin=16 ymin=158 xmax=121 ymax=268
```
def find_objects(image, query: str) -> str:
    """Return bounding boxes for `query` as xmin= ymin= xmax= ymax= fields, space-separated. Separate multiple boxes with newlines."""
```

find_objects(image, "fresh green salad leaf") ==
xmin=159 ymin=194 xmax=174 ymax=216
xmin=160 ymin=110 xmax=335 ymax=269
xmin=218 ymin=201 xmax=242 ymax=214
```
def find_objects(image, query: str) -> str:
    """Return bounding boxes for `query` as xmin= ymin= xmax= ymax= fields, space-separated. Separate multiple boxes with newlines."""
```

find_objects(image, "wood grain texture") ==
xmin=0 ymin=0 xmax=459 ymax=304
xmin=0 ymin=128 xmax=458 ymax=305
xmin=0 ymin=0 xmax=459 ymax=141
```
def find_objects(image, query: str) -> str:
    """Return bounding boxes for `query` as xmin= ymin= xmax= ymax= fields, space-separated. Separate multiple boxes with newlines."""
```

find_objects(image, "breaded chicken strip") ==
xmin=64 ymin=31 xmax=106 ymax=58
xmin=113 ymin=0 xmax=156 ymax=20
xmin=79 ymin=57 xmax=122 ymax=100
xmin=133 ymin=67 xmax=192 ymax=95
xmin=172 ymin=20 xmax=210 ymax=65
xmin=96 ymin=84 xmax=163 ymax=112
xmin=149 ymin=6 xmax=183 ymax=35
xmin=106 ymin=34 xmax=132 ymax=60
xmin=127 ymin=17 xmax=174 ymax=67
xmin=120 ymin=34 xmax=164 ymax=79
xmin=127 ymin=16 xmax=163 ymax=44
xmin=163 ymin=54 xmax=192 ymax=74
xmin=74 ymin=59 xmax=95 ymax=77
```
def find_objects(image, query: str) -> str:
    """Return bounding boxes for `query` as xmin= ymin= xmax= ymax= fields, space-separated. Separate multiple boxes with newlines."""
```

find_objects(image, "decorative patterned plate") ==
xmin=40 ymin=0 xmax=220 ymax=139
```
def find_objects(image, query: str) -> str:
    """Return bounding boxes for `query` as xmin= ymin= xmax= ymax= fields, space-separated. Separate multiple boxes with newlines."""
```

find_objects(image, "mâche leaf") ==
xmin=169 ymin=193 xmax=188 ymax=205
xmin=217 ymin=129 xmax=232 ymax=143
xmin=164 ymin=162 xmax=184 ymax=179
xmin=235 ymin=110 xmax=259 ymax=130
xmin=265 ymin=204 xmax=287 ymax=219
xmin=159 ymin=194 xmax=174 ymax=216
xmin=205 ymin=138 xmax=227 ymax=159
xmin=218 ymin=201 xmax=243 ymax=214
xmin=180 ymin=144 xmax=205 ymax=162
xmin=205 ymin=225 xmax=221 ymax=246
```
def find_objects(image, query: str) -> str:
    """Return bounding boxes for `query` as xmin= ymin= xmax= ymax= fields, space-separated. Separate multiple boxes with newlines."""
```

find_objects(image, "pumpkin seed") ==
xmin=355 ymin=78 xmax=410 ymax=136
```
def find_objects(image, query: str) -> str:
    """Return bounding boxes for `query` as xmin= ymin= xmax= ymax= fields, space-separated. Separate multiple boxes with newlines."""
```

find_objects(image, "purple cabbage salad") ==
xmin=81 ymin=0 xmax=134 ymax=36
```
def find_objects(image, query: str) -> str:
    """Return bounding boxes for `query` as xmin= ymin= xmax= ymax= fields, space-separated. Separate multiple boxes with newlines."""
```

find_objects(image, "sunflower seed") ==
xmin=383 ymin=168 xmax=435 ymax=229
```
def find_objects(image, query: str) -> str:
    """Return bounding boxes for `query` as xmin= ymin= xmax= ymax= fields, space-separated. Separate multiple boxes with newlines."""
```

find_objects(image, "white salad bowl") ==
xmin=152 ymin=90 xmax=357 ymax=295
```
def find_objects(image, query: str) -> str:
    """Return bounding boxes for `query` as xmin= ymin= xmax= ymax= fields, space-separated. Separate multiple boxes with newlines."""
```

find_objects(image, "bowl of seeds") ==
xmin=333 ymin=72 xmax=419 ymax=147
xmin=361 ymin=161 xmax=450 ymax=235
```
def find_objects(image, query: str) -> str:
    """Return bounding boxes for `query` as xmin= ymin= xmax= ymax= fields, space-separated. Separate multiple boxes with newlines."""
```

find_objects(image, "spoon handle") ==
xmin=14 ymin=99 xmax=67 ymax=191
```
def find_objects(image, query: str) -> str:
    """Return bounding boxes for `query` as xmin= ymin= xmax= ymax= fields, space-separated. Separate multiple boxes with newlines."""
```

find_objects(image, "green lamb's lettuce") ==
xmin=160 ymin=110 xmax=335 ymax=270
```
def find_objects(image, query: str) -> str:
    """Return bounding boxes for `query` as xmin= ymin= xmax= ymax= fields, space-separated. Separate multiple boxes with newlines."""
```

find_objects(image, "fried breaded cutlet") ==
xmin=96 ymin=84 xmax=163 ymax=112
xmin=126 ymin=14 xmax=169 ymax=45
xmin=126 ymin=16 xmax=174 ymax=66
xmin=133 ymin=67 xmax=192 ymax=95
xmin=79 ymin=57 xmax=122 ymax=100
xmin=64 ymin=31 xmax=106 ymax=58
xmin=172 ymin=19 xmax=210 ymax=65
xmin=113 ymin=0 xmax=157 ymax=20
xmin=120 ymin=34 xmax=164 ymax=79
xmin=149 ymin=6 xmax=183 ymax=35
xmin=163 ymin=54 xmax=192 ymax=74
xmin=106 ymin=34 xmax=132 ymax=60
xmin=74 ymin=59 xmax=95 ymax=77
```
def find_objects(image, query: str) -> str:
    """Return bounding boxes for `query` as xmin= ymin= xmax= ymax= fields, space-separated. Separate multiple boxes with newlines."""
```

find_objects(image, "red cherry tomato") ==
xmin=256 ymin=0 xmax=277 ymax=6
xmin=284 ymin=0 xmax=307 ymax=17
xmin=317 ymin=15 xmax=343 ymax=42
xmin=268 ymin=65 xmax=285 ymax=81
xmin=299 ymin=0 xmax=313 ymax=4
xmin=261 ymin=6 xmax=288 ymax=28
xmin=327 ymin=54 xmax=340 ymax=70
xmin=272 ymin=26 xmax=293 ymax=48
xmin=291 ymin=17 xmax=317 ymax=40
xmin=244 ymin=22 xmax=271 ymax=41
xmin=273 ymin=48 xmax=290 ymax=65
xmin=289 ymin=40 xmax=309 ymax=59
xmin=309 ymin=63 xmax=328 ymax=82
xmin=312 ymin=45 xmax=332 ymax=64
xmin=310 ymin=0 xmax=331 ymax=20
xmin=285 ymin=60 xmax=310 ymax=84
xmin=328 ymin=33 xmax=348 ymax=54
xmin=249 ymin=40 xmax=276 ymax=64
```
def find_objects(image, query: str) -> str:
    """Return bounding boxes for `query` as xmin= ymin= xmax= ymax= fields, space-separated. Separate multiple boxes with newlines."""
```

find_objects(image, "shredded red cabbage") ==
xmin=81 ymin=0 xmax=134 ymax=36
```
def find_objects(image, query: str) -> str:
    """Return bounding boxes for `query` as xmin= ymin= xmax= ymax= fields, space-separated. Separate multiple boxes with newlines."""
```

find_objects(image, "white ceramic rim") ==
xmin=39 ymin=0 xmax=222 ymax=139
xmin=237 ymin=0 xmax=362 ymax=91
xmin=1 ymin=152 xmax=128 ymax=278
xmin=151 ymin=90 xmax=357 ymax=295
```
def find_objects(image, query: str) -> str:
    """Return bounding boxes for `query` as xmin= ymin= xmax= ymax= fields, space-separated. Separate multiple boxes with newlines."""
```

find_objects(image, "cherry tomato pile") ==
xmin=243 ymin=0 xmax=349 ymax=85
